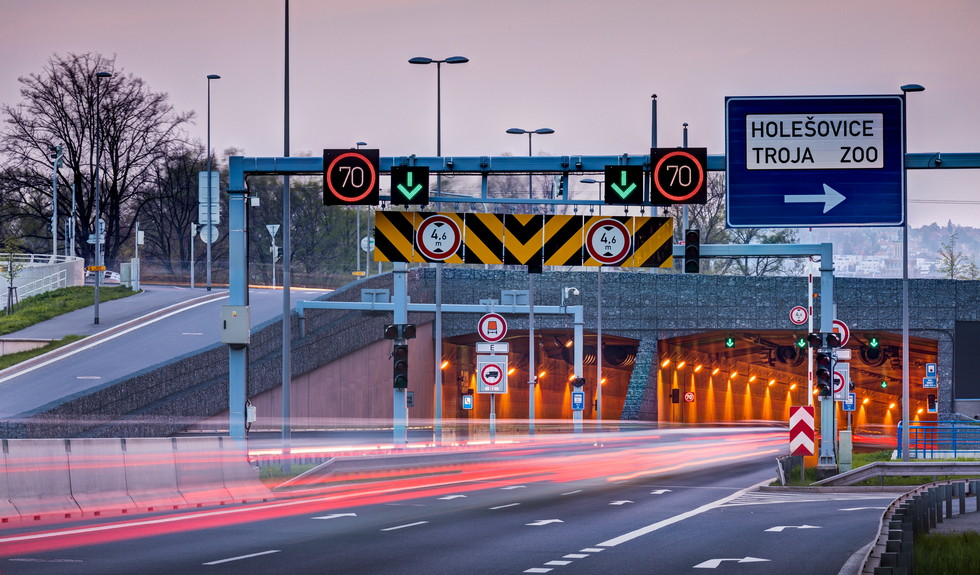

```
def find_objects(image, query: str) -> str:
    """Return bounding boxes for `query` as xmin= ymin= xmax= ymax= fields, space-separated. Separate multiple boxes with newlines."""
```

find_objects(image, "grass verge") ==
xmin=0 ymin=286 xmax=138 ymax=336
xmin=0 ymin=335 xmax=84 ymax=370
xmin=915 ymin=531 xmax=980 ymax=572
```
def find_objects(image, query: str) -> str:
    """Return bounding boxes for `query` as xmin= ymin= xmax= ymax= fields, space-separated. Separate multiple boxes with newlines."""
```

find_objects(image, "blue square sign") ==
xmin=726 ymin=95 xmax=905 ymax=228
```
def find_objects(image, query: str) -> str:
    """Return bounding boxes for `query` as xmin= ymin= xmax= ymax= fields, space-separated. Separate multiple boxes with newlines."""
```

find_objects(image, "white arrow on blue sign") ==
xmin=726 ymin=95 xmax=905 ymax=228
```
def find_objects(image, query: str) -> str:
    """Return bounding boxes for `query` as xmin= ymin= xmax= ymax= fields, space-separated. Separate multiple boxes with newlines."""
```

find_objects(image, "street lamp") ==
xmin=93 ymin=71 xmax=112 ymax=325
xmin=49 ymin=144 xmax=63 ymax=257
xmin=506 ymin=127 xmax=554 ymax=198
xmin=409 ymin=55 xmax=469 ymax=445
xmin=900 ymin=82 xmax=924 ymax=462
xmin=205 ymin=74 xmax=221 ymax=292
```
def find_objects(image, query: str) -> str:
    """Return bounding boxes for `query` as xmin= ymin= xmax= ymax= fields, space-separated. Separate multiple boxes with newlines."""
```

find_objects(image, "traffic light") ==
xmin=271 ymin=246 xmax=282 ymax=262
xmin=928 ymin=394 xmax=937 ymax=413
xmin=572 ymin=377 xmax=586 ymax=388
xmin=807 ymin=333 xmax=822 ymax=348
xmin=603 ymin=165 xmax=644 ymax=205
xmin=390 ymin=166 xmax=430 ymax=205
xmin=392 ymin=343 xmax=409 ymax=389
xmin=684 ymin=229 xmax=700 ymax=273
xmin=815 ymin=351 xmax=833 ymax=397
xmin=825 ymin=332 xmax=842 ymax=348
xmin=795 ymin=336 xmax=807 ymax=349
xmin=865 ymin=336 xmax=882 ymax=361
xmin=724 ymin=336 xmax=736 ymax=348
xmin=880 ymin=380 xmax=889 ymax=389
xmin=671 ymin=388 xmax=680 ymax=403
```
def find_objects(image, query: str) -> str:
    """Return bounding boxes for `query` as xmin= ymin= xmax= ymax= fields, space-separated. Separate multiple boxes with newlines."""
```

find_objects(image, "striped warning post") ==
xmin=789 ymin=406 xmax=815 ymax=456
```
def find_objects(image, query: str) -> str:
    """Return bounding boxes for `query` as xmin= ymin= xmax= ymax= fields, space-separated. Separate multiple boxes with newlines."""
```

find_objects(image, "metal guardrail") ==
xmin=1 ymin=270 xmax=67 ymax=311
xmin=897 ymin=420 xmax=980 ymax=459
xmin=0 ymin=253 xmax=76 ymax=266
xmin=861 ymin=479 xmax=980 ymax=574
xmin=813 ymin=461 xmax=980 ymax=487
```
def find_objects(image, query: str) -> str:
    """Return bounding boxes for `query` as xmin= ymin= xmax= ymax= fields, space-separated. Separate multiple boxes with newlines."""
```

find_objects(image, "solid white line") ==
xmin=381 ymin=521 xmax=429 ymax=531
xmin=0 ymin=297 xmax=226 ymax=385
xmin=597 ymin=479 xmax=772 ymax=547
xmin=202 ymin=549 xmax=281 ymax=565
xmin=523 ymin=569 xmax=552 ymax=574
xmin=490 ymin=503 xmax=520 ymax=510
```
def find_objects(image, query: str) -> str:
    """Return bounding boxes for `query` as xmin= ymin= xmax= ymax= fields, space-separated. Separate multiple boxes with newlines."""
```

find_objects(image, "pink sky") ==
xmin=2 ymin=0 xmax=979 ymax=226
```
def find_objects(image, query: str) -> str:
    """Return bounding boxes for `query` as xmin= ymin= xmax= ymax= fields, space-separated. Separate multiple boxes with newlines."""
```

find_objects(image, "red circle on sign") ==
xmin=478 ymin=312 xmax=507 ymax=342
xmin=481 ymin=363 xmax=503 ymax=386
xmin=684 ymin=391 xmax=695 ymax=403
xmin=789 ymin=306 xmax=808 ymax=326
xmin=326 ymin=152 xmax=378 ymax=202
xmin=416 ymin=215 xmax=462 ymax=261
xmin=586 ymin=219 xmax=632 ymax=265
xmin=832 ymin=319 xmax=850 ymax=347
xmin=653 ymin=150 xmax=705 ymax=202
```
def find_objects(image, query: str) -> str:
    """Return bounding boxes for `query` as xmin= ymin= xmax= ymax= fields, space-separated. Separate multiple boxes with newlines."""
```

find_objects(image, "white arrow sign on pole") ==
xmin=784 ymin=184 xmax=846 ymax=213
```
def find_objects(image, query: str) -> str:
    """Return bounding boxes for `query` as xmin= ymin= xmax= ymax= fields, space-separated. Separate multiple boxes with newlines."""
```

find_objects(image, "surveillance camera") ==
xmin=570 ymin=287 xmax=580 ymax=297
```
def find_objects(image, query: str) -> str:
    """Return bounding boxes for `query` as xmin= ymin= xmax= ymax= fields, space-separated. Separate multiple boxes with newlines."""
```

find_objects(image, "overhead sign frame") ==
xmin=725 ymin=95 xmax=905 ymax=228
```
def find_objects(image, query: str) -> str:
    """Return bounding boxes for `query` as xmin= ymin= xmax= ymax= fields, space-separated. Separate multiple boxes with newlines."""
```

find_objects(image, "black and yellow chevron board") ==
xmin=462 ymin=212 xmax=505 ymax=265
xmin=543 ymin=215 xmax=584 ymax=266
xmin=632 ymin=216 xmax=674 ymax=268
xmin=502 ymin=214 xmax=543 ymax=266
xmin=373 ymin=210 xmax=415 ymax=262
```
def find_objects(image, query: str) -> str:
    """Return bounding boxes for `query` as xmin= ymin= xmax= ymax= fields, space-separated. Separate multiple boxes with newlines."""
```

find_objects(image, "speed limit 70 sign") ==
xmin=649 ymin=147 xmax=707 ymax=205
xmin=323 ymin=149 xmax=380 ymax=206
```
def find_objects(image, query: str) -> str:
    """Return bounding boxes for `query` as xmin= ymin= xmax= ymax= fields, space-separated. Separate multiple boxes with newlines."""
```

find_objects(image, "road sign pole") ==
xmin=393 ymin=262 xmax=409 ymax=446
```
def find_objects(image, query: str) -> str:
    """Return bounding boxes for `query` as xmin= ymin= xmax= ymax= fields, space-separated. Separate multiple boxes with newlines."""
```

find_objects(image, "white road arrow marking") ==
xmin=609 ymin=500 xmax=634 ymax=506
xmin=438 ymin=494 xmax=467 ymax=500
xmin=527 ymin=519 xmax=564 ymax=526
xmin=650 ymin=489 xmax=673 ymax=495
xmin=694 ymin=557 xmax=771 ymax=568
xmin=784 ymin=184 xmax=846 ymax=213
xmin=312 ymin=513 xmax=357 ymax=520
xmin=765 ymin=524 xmax=820 ymax=532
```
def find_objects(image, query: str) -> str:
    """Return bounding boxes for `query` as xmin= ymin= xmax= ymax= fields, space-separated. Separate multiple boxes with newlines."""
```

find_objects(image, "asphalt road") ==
xmin=0 ymin=429 xmax=893 ymax=575
xmin=0 ymin=285 xmax=328 ymax=418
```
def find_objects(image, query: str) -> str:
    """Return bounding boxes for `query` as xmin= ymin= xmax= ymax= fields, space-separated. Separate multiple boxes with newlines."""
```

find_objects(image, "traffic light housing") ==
xmin=392 ymin=343 xmax=409 ymax=389
xmin=825 ymin=332 xmax=842 ymax=348
xmin=807 ymin=333 xmax=823 ymax=348
xmin=724 ymin=336 xmax=736 ymax=348
xmin=572 ymin=377 xmax=586 ymax=388
xmin=671 ymin=388 xmax=680 ymax=403
xmin=684 ymin=229 xmax=700 ymax=273
xmin=815 ymin=351 xmax=833 ymax=397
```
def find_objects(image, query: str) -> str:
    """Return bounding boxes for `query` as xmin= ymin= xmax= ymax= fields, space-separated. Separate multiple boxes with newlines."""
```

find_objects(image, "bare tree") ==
xmin=0 ymin=53 xmax=193 ymax=269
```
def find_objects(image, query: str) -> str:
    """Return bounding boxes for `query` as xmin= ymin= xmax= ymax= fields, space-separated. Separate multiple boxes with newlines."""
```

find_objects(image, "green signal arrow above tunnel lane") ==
xmin=396 ymin=171 xmax=423 ymax=200
xmin=611 ymin=170 xmax=636 ymax=199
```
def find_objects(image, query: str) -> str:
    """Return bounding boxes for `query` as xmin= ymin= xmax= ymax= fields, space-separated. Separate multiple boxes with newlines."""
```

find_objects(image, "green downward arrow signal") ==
xmin=610 ymin=170 xmax=636 ymax=199
xmin=397 ymin=172 xmax=423 ymax=200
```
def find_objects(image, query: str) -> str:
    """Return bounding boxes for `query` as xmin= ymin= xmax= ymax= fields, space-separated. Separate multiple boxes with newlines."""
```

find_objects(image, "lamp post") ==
xmin=409 ymin=55 xmax=469 ymax=445
xmin=93 ymin=71 xmax=112 ymax=325
xmin=900 ymin=83 xmax=924 ymax=462
xmin=49 ymin=144 xmax=63 ymax=257
xmin=581 ymin=178 xmax=604 ymax=423
xmin=205 ymin=74 xmax=221 ymax=292
xmin=355 ymin=141 xmax=367 ymax=276
xmin=506 ymin=127 xmax=554 ymax=198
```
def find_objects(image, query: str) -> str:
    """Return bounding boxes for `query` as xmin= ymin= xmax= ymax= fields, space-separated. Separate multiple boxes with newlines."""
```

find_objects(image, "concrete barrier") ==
xmin=5 ymin=439 xmax=80 ymax=521
xmin=173 ymin=437 xmax=234 ymax=507
xmin=217 ymin=437 xmax=271 ymax=503
xmin=67 ymin=438 xmax=137 ymax=516
xmin=0 ymin=442 xmax=22 ymax=523
xmin=122 ymin=438 xmax=186 ymax=511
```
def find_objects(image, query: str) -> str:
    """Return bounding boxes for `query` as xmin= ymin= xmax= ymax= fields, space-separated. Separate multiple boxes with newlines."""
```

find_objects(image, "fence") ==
xmin=898 ymin=420 xmax=980 ymax=459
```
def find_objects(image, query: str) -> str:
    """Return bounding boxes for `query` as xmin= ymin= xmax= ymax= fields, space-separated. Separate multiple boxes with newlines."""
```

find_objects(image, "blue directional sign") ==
xmin=571 ymin=391 xmax=585 ymax=411
xmin=725 ymin=95 xmax=905 ymax=228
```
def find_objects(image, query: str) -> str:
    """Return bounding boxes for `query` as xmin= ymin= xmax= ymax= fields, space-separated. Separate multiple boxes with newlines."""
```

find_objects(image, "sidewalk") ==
xmin=3 ymin=284 xmax=226 ymax=341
